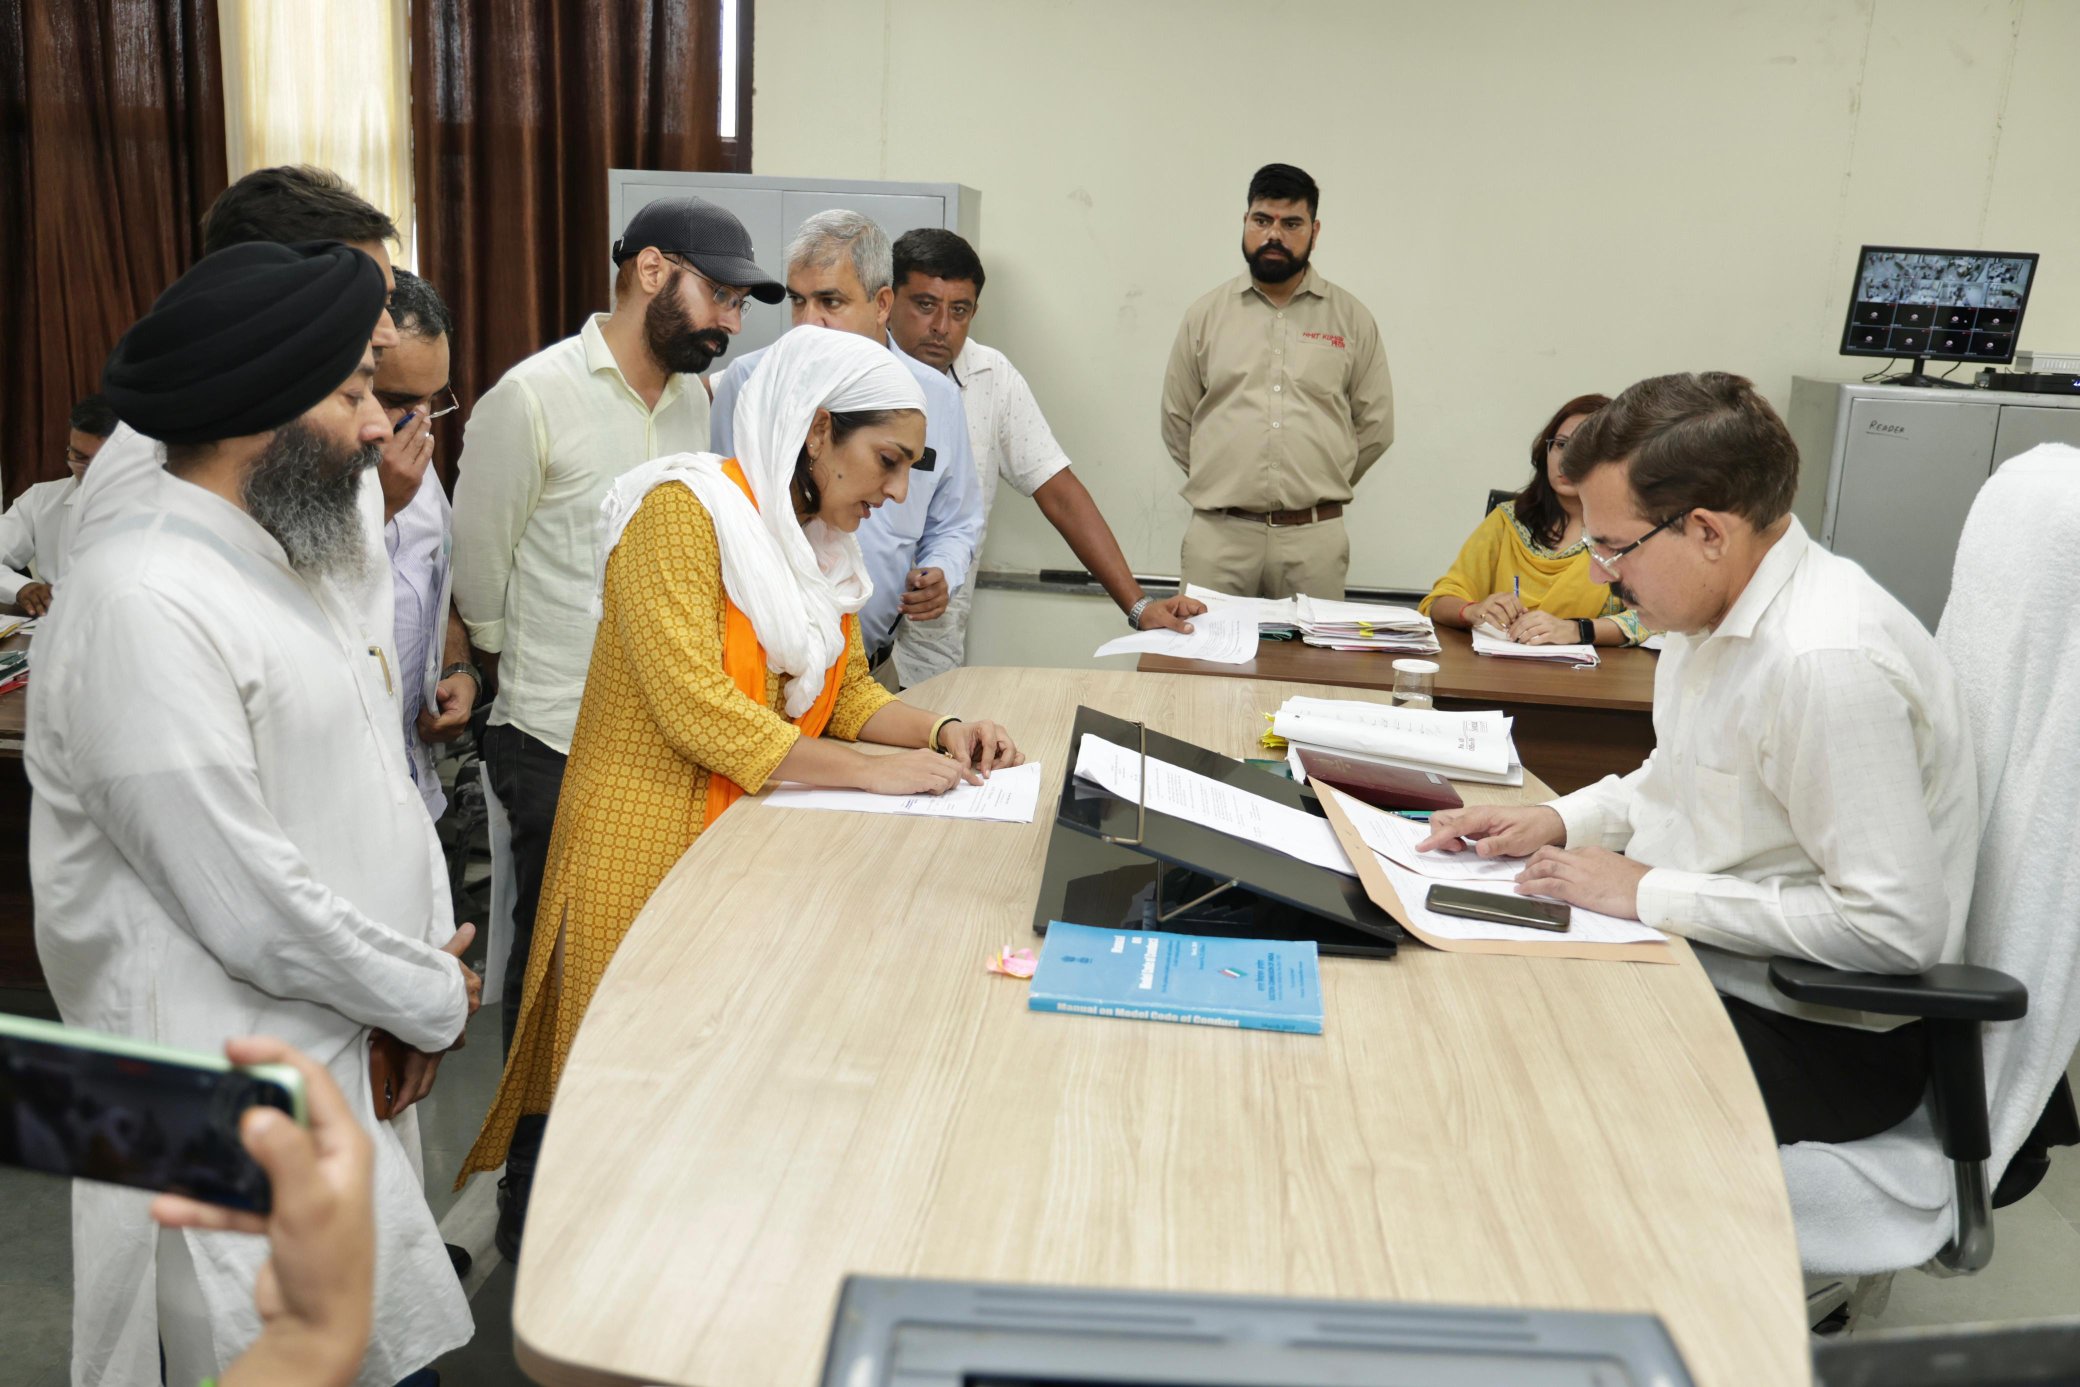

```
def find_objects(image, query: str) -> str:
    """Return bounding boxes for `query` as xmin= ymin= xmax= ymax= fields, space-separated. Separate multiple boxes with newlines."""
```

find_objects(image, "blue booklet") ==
xmin=1029 ymin=921 xmax=1323 ymax=1034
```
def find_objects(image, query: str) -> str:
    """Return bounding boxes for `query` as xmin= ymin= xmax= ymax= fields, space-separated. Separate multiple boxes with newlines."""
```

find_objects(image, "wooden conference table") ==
xmin=1139 ymin=624 xmax=1658 ymax=795
xmin=512 ymin=666 xmax=1807 ymax=1387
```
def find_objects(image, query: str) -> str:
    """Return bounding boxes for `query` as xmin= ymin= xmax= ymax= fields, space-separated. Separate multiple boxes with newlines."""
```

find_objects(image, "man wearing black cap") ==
xmin=450 ymin=194 xmax=777 ymax=1257
xmin=28 ymin=241 xmax=481 ymax=1387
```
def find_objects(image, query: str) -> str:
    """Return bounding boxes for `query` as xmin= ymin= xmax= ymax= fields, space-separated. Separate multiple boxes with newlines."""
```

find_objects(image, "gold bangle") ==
xmin=928 ymin=715 xmax=961 ymax=754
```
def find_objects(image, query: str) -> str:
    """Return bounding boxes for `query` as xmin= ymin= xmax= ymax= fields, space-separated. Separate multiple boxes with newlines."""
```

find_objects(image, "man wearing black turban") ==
xmin=27 ymin=240 xmax=480 ymax=1386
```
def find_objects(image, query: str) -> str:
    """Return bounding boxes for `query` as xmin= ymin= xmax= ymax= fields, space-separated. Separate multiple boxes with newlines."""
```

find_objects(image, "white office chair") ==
xmin=1777 ymin=443 xmax=2080 ymax=1305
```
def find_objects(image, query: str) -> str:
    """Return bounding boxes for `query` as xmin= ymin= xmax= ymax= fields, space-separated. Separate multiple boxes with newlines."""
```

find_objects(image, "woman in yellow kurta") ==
xmin=461 ymin=329 xmax=1023 ymax=1243
xmin=1419 ymin=392 xmax=1648 ymax=646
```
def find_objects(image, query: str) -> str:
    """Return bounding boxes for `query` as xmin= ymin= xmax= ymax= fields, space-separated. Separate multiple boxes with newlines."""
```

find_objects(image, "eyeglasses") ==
xmin=663 ymin=254 xmax=752 ymax=315
xmin=1585 ymin=513 xmax=1684 ymax=573
xmin=1546 ymin=432 xmax=1576 ymax=454
xmin=377 ymin=387 xmax=460 ymax=421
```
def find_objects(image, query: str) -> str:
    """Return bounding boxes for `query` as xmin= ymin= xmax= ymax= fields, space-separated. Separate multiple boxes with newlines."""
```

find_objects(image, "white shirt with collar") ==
xmin=451 ymin=313 xmax=711 ymax=755
xmin=0 ymin=473 xmax=83 ymax=602
xmin=1548 ymin=517 xmax=1978 ymax=1029
xmin=28 ymin=463 xmax=472 ymax=1385
xmin=889 ymin=336 xmax=1077 ymax=680
xmin=946 ymin=336 xmax=1073 ymax=524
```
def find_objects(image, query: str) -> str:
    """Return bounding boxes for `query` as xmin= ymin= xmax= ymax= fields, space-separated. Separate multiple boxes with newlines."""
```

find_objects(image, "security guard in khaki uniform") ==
xmin=1161 ymin=163 xmax=1394 ymax=599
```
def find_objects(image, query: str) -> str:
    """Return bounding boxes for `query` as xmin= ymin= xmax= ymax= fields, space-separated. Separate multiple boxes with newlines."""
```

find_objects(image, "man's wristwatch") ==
xmin=1127 ymin=596 xmax=1153 ymax=630
xmin=440 ymin=661 xmax=483 ymax=699
xmin=1575 ymin=618 xmax=1596 ymax=646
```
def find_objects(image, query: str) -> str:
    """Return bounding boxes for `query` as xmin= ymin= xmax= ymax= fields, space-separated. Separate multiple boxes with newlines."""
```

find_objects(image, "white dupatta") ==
xmin=594 ymin=327 xmax=926 ymax=715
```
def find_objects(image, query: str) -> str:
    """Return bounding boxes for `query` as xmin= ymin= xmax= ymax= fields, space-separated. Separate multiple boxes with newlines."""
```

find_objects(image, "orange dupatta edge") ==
xmin=702 ymin=457 xmax=852 ymax=827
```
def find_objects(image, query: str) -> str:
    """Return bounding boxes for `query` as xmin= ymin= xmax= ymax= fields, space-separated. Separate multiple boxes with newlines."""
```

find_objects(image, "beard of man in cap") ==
xmin=641 ymin=259 xmax=735 ymax=375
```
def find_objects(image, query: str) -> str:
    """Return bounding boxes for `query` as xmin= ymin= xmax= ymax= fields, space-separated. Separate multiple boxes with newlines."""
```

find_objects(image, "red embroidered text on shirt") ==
xmin=1299 ymin=331 xmax=1346 ymax=348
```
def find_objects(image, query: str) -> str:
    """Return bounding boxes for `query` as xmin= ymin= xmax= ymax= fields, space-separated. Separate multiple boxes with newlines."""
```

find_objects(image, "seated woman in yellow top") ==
xmin=1420 ymin=392 xmax=1648 ymax=646
xmin=461 ymin=328 xmax=1023 ymax=1234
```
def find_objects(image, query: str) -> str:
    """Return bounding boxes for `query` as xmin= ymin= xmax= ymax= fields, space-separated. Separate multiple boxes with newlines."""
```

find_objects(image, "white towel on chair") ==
xmin=1784 ymin=443 xmax=2080 ymax=1274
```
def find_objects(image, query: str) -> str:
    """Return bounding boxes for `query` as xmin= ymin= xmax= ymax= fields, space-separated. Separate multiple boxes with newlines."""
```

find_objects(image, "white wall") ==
xmin=752 ymin=0 xmax=2080 ymax=592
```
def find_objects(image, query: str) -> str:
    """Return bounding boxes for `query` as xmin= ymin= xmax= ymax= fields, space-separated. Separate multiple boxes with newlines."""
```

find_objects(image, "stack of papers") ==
xmin=1180 ymin=586 xmax=1438 ymax=653
xmin=1296 ymin=596 xmax=1439 ymax=654
xmin=1183 ymin=584 xmax=1301 ymax=637
xmin=1471 ymin=622 xmax=1599 ymax=666
xmin=1271 ymin=695 xmax=1524 ymax=786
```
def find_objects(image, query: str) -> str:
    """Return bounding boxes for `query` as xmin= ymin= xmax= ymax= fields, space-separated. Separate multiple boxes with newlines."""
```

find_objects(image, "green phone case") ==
xmin=0 ymin=1012 xmax=310 ymax=1127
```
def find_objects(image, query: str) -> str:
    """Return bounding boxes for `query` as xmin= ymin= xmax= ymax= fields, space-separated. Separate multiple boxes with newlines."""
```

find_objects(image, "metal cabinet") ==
xmin=1787 ymin=378 xmax=2080 ymax=628
xmin=606 ymin=171 xmax=981 ymax=357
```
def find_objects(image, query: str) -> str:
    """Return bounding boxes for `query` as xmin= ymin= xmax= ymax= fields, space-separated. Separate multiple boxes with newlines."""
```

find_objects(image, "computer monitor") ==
xmin=1841 ymin=245 xmax=2038 ymax=388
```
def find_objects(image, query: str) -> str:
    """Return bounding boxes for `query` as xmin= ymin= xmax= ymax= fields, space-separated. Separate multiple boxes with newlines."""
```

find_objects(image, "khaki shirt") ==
xmin=1160 ymin=265 xmax=1393 ymax=512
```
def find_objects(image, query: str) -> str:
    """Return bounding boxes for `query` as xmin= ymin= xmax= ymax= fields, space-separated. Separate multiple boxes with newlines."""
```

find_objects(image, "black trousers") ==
xmin=481 ymin=722 xmax=568 ymax=1057
xmin=1720 ymin=993 xmax=1929 ymax=1145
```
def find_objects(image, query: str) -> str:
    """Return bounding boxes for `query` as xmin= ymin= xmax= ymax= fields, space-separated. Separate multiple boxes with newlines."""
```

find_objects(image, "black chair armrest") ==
xmin=1768 ymin=958 xmax=2027 ymax=1023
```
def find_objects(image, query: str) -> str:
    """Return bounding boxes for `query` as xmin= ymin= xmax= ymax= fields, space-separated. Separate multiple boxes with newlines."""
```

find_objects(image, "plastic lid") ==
xmin=1392 ymin=659 xmax=1440 ymax=674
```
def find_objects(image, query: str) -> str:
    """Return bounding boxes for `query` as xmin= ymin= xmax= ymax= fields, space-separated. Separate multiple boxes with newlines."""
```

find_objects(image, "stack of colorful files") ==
xmin=0 ymin=646 xmax=28 ymax=697
xmin=1295 ymin=596 xmax=1438 ymax=654
xmin=1269 ymin=694 xmax=1523 ymax=786
xmin=1183 ymin=586 xmax=1438 ymax=654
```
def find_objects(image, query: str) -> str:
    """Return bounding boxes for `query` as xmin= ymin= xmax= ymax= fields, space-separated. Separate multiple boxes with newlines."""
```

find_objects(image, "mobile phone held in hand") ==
xmin=0 ymin=1013 xmax=308 ymax=1213
xmin=1425 ymin=884 xmax=1572 ymax=932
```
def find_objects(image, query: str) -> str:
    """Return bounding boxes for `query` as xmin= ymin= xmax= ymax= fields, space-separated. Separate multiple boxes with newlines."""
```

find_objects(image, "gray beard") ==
xmin=243 ymin=421 xmax=375 ymax=583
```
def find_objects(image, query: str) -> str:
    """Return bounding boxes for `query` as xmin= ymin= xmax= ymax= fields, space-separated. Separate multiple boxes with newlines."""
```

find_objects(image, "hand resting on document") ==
xmin=1505 ymin=610 xmax=1579 ymax=646
xmin=1419 ymin=806 xmax=1648 ymax=919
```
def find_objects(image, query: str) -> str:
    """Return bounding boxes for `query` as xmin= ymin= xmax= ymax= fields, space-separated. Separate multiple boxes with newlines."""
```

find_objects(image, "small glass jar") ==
xmin=1391 ymin=658 xmax=1439 ymax=709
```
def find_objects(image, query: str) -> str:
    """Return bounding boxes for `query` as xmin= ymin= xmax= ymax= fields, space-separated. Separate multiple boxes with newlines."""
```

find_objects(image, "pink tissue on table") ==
xmin=987 ymin=946 xmax=1037 ymax=979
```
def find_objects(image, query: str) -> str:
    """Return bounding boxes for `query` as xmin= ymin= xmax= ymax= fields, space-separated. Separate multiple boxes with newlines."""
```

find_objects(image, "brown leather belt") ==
xmin=1219 ymin=502 xmax=1343 ymax=527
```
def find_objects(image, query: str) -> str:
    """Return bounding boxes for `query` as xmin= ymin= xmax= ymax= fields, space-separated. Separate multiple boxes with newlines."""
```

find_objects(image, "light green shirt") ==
xmin=451 ymin=314 xmax=711 ymax=754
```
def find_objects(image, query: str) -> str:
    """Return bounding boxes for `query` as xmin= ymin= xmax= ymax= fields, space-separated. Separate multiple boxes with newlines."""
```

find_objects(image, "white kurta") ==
xmin=27 ymin=464 xmax=472 ymax=1385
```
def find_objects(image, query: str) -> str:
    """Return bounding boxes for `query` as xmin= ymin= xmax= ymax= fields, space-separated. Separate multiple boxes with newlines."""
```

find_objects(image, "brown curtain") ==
xmin=0 ymin=0 xmax=227 ymax=503
xmin=411 ymin=0 xmax=748 ymax=481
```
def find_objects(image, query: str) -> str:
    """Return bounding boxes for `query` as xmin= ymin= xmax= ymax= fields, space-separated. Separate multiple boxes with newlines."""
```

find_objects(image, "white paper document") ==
xmin=1338 ymin=793 xmax=1524 ymax=884
xmin=1472 ymin=622 xmax=1599 ymax=665
xmin=1072 ymin=734 xmax=1356 ymax=877
xmin=1271 ymin=698 xmax=1517 ymax=779
xmin=763 ymin=759 xmax=1044 ymax=823
xmin=1375 ymin=854 xmax=1667 ymax=946
xmin=1183 ymin=584 xmax=1300 ymax=629
xmin=1093 ymin=609 xmax=1259 ymax=664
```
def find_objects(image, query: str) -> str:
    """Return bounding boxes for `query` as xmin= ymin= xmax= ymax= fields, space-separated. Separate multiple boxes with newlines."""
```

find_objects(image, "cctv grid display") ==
xmin=1841 ymin=245 xmax=2038 ymax=363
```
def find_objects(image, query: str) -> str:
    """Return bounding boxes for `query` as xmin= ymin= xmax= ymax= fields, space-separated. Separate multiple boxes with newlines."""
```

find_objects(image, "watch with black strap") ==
xmin=1575 ymin=618 xmax=1596 ymax=646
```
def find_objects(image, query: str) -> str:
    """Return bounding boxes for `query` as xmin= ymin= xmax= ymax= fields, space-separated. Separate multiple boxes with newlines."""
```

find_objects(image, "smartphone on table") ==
xmin=0 ymin=1013 xmax=308 ymax=1213
xmin=1425 ymin=884 xmax=1572 ymax=932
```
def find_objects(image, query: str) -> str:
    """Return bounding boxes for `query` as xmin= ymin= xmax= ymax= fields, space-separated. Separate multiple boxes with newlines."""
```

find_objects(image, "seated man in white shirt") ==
xmin=1418 ymin=371 xmax=1978 ymax=1146
xmin=0 ymin=393 xmax=115 ymax=615
xmin=885 ymin=229 xmax=1203 ymax=675
xmin=35 ymin=239 xmax=481 ymax=1387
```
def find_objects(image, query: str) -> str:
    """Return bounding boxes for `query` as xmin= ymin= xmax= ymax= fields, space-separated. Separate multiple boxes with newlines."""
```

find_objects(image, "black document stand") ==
xmin=1033 ymin=706 xmax=1403 ymax=959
